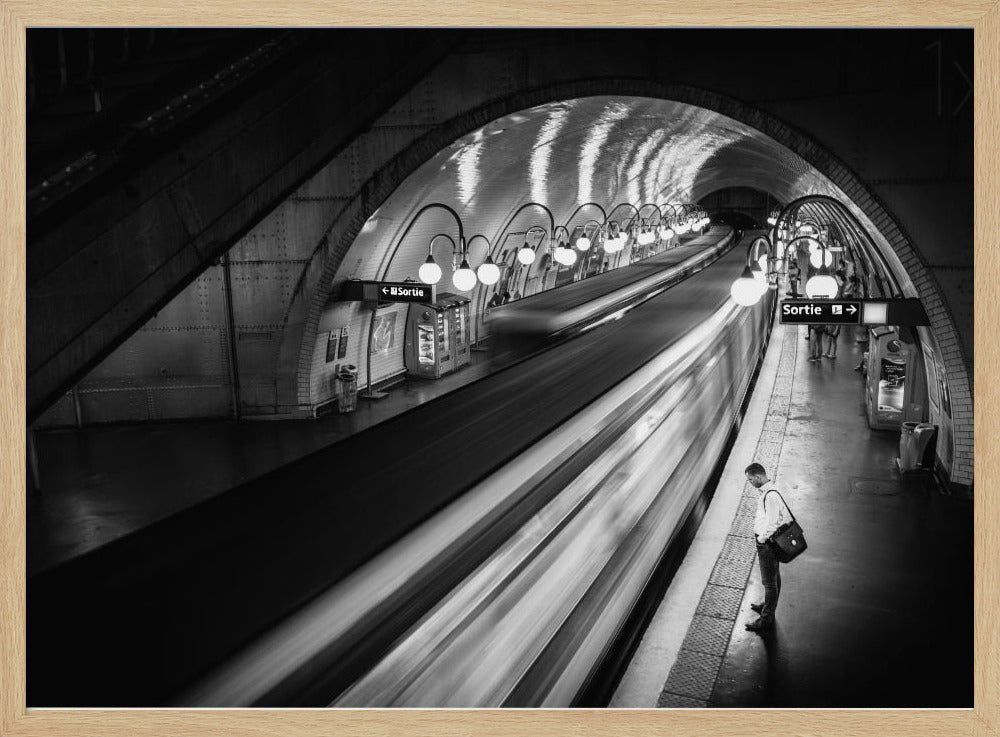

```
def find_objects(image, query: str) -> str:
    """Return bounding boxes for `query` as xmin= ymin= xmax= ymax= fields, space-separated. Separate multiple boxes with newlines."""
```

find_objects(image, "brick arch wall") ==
xmin=280 ymin=78 xmax=972 ymax=489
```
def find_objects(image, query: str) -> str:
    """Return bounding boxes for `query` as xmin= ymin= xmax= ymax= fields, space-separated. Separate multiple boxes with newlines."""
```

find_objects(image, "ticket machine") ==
xmin=404 ymin=292 xmax=472 ymax=378
xmin=865 ymin=326 xmax=926 ymax=430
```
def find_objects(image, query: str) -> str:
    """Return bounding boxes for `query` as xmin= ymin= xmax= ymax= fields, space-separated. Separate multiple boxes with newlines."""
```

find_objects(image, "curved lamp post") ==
xmin=518 ymin=225 xmax=548 ymax=265
xmin=551 ymin=225 xmax=576 ymax=266
xmin=604 ymin=203 xmax=639 ymax=263
xmin=561 ymin=201 xmax=609 ymax=251
xmin=369 ymin=202 xmax=466 ymax=398
xmin=417 ymin=232 xmax=456 ymax=285
xmin=768 ymin=194 xmax=902 ymax=299
xmin=657 ymin=203 xmax=682 ymax=242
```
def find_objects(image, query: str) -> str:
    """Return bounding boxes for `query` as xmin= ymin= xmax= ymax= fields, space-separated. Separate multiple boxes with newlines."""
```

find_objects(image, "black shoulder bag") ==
xmin=764 ymin=490 xmax=807 ymax=563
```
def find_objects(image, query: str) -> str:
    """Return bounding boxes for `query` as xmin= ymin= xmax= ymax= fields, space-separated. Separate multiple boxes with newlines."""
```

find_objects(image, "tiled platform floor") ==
xmin=622 ymin=319 xmax=972 ymax=708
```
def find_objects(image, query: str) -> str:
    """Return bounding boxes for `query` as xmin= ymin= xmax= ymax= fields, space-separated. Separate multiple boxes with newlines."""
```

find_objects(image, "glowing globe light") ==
xmin=767 ymin=216 xmax=777 ymax=226
xmin=805 ymin=271 xmax=839 ymax=299
xmin=452 ymin=259 xmax=477 ymax=292
xmin=418 ymin=255 xmax=442 ymax=285
xmin=576 ymin=235 xmax=592 ymax=251
xmin=517 ymin=245 xmax=536 ymax=265
xmin=476 ymin=257 xmax=500 ymax=285
xmin=731 ymin=267 xmax=763 ymax=306
xmin=809 ymin=249 xmax=834 ymax=268
xmin=554 ymin=245 xmax=577 ymax=266
xmin=659 ymin=225 xmax=674 ymax=240
xmin=638 ymin=229 xmax=655 ymax=246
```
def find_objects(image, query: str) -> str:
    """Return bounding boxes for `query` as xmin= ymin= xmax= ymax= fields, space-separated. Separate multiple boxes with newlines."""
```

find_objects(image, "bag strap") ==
xmin=763 ymin=489 xmax=796 ymax=524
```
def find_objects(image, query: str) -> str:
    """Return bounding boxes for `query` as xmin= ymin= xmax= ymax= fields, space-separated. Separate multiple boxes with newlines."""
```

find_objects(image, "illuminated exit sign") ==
xmin=779 ymin=299 xmax=929 ymax=326
xmin=780 ymin=300 xmax=861 ymax=324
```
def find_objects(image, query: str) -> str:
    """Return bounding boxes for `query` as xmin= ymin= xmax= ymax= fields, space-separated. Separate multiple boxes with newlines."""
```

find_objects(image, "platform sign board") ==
xmin=340 ymin=280 xmax=436 ymax=304
xmin=378 ymin=282 xmax=435 ymax=304
xmin=780 ymin=300 xmax=861 ymax=324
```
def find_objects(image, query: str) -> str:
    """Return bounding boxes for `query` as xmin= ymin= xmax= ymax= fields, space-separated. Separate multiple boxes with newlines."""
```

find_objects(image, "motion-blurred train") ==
xmin=484 ymin=227 xmax=737 ymax=357
xmin=179 ymin=232 xmax=777 ymax=707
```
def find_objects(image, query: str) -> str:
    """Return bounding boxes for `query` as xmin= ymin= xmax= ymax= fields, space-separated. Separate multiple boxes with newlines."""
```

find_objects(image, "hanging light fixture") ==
xmin=731 ymin=265 xmax=762 ymax=306
xmin=452 ymin=256 xmax=477 ymax=292
xmin=554 ymin=243 xmax=577 ymax=266
xmin=517 ymin=240 xmax=536 ymax=265
xmin=809 ymin=249 xmax=834 ymax=268
xmin=418 ymin=253 xmax=442 ymax=285
xmin=476 ymin=255 xmax=500 ymax=285
xmin=576 ymin=233 xmax=591 ymax=251
xmin=805 ymin=263 xmax=838 ymax=298
xmin=467 ymin=234 xmax=500 ymax=286
xmin=730 ymin=235 xmax=773 ymax=306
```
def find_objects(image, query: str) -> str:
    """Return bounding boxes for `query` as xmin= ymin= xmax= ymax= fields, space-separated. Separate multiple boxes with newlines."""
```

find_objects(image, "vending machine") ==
xmin=865 ymin=326 xmax=926 ymax=430
xmin=404 ymin=292 xmax=472 ymax=378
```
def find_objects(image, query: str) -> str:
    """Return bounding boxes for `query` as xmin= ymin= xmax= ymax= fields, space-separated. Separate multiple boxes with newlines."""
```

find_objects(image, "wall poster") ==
xmin=370 ymin=311 xmax=398 ymax=357
xmin=325 ymin=330 xmax=338 ymax=363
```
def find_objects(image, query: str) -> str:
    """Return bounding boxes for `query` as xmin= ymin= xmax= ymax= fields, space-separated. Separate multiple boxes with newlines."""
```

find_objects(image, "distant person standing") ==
xmin=744 ymin=462 xmax=793 ymax=632
xmin=823 ymin=323 xmax=841 ymax=358
xmin=808 ymin=323 xmax=825 ymax=361
xmin=788 ymin=258 xmax=801 ymax=297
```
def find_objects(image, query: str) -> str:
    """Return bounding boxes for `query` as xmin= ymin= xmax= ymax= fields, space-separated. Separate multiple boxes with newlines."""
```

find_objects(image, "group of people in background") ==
xmin=799 ymin=266 xmax=863 ymax=363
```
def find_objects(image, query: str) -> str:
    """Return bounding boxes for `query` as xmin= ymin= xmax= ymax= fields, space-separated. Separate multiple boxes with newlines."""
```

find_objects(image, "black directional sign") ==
xmin=377 ymin=282 xmax=435 ymax=304
xmin=780 ymin=300 xmax=861 ymax=324
xmin=339 ymin=280 xmax=436 ymax=304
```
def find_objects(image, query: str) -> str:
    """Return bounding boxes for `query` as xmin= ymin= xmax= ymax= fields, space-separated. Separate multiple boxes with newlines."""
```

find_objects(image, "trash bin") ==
xmin=898 ymin=421 xmax=936 ymax=473
xmin=897 ymin=422 xmax=920 ymax=472
xmin=336 ymin=364 xmax=358 ymax=413
xmin=912 ymin=422 xmax=937 ymax=470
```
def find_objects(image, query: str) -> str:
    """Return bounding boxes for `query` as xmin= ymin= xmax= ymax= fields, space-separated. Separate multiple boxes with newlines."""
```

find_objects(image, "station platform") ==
xmin=611 ymin=307 xmax=973 ymax=707
xmin=27 ymin=351 xmax=494 ymax=575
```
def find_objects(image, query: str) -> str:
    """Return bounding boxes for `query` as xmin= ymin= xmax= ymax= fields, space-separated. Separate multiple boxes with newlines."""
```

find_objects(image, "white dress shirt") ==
xmin=753 ymin=481 xmax=792 ymax=543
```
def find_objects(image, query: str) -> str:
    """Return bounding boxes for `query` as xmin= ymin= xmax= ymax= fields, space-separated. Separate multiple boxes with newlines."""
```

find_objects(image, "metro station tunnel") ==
xmin=25 ymin=28 xmax=973 ymax=708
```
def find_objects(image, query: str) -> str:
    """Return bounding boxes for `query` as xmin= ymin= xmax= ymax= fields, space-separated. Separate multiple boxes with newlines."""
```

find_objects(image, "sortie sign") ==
xmin=378 ymin=282 xmax=434 ymax=303
xmin=780 ymin=300 xmax=861 ymax=324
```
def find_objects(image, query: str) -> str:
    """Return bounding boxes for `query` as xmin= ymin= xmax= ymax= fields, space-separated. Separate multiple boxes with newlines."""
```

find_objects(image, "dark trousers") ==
xmin=756 ymin=541 xmax=782 ymax=619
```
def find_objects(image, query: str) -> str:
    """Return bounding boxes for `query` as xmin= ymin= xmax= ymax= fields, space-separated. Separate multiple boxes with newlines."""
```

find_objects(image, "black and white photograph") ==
xmin=6 ymin=17 xmax=993 ymax=730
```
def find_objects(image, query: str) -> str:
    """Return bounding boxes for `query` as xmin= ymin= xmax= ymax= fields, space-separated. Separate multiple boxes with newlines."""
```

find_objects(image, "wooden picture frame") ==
xmin=2 ymin=3 xmax=997 ymax=736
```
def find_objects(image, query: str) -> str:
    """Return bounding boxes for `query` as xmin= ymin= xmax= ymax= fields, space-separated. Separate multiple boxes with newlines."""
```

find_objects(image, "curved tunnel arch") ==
xmin=277 ymin=78 xmax=972 ymax=486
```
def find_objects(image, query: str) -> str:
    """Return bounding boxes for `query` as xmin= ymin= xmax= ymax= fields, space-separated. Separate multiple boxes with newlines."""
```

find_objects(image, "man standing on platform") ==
xmin=744 ymin=462 xmax=792 ymax=632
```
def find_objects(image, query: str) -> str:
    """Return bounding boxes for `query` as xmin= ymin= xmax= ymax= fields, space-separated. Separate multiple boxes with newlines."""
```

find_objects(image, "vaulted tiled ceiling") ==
xmin=343 ymin=95 xmax=906 ymax=291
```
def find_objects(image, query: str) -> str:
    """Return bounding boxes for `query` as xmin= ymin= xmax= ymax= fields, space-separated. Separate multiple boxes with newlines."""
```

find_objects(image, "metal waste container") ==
xmin=898 ymin=421 xmax=936 ymax=473
xmin=336 ymin=364 xmax=358 ymax=413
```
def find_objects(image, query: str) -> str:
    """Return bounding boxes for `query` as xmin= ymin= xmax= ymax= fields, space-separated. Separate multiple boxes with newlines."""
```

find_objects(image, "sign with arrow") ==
xmin=780 ymin=300 xmax=861 ymax=324
xmin=339 ymin=280 xmax=436 ymax=304
xmin=377 ymin=282 xmax=435 ymax=304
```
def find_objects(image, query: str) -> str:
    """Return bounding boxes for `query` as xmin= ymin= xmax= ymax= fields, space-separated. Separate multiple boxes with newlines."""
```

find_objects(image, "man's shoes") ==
xmin=745 ymin=616 xmax=775 ymax=632
xmin=750 ymin=602 xmax=765 ymax=614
